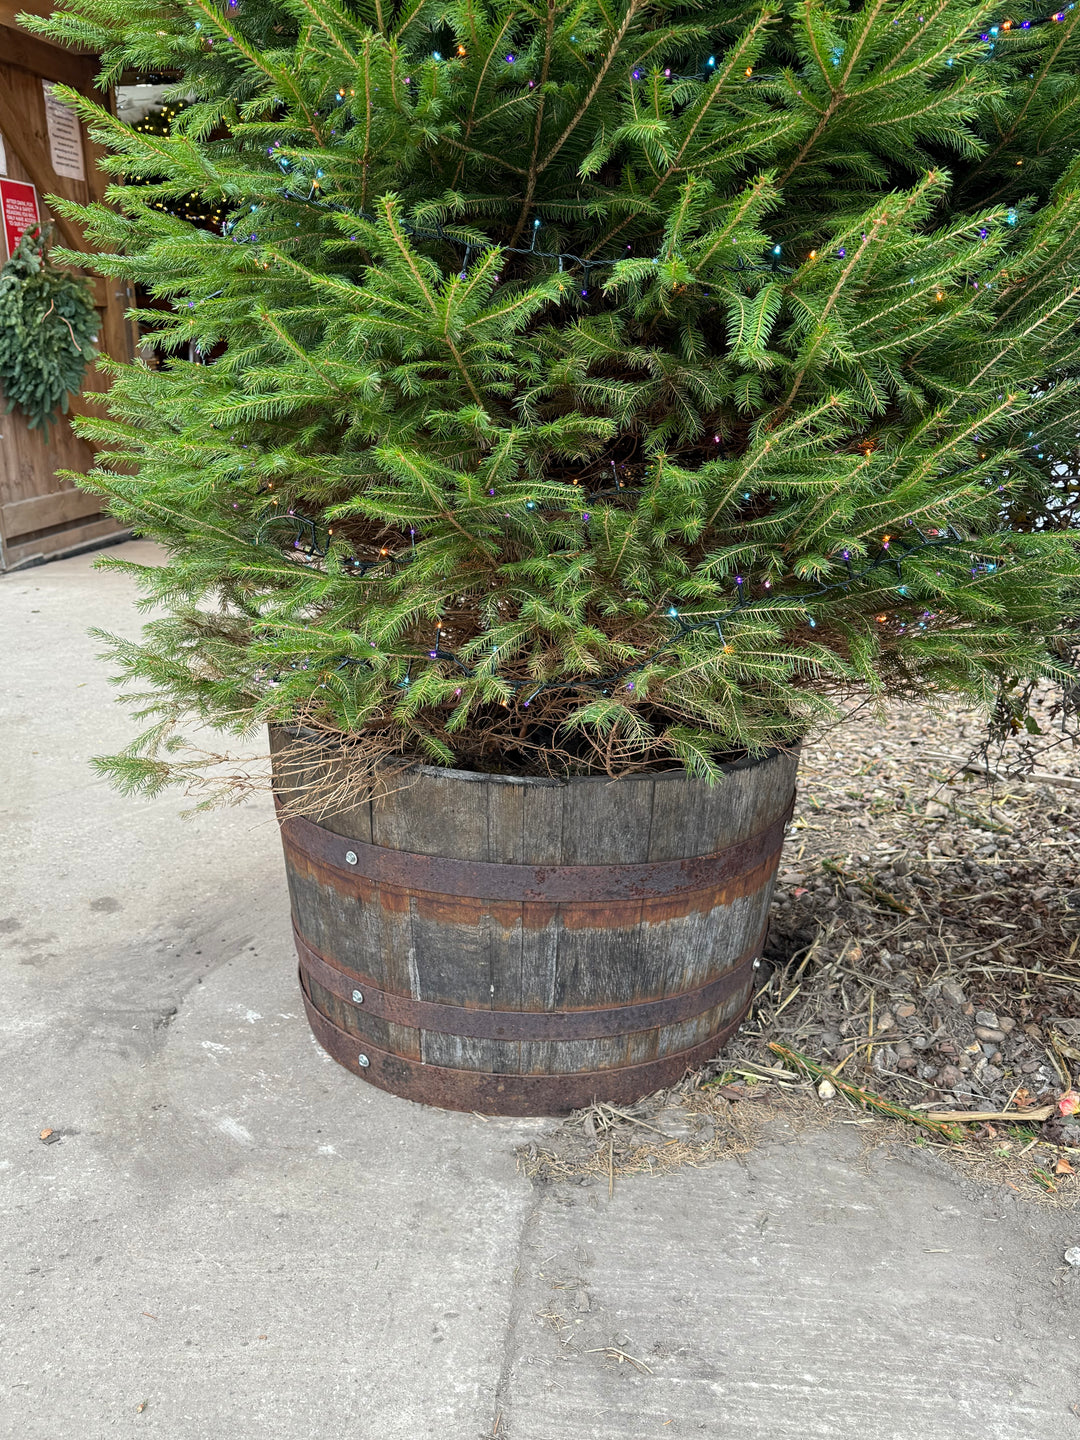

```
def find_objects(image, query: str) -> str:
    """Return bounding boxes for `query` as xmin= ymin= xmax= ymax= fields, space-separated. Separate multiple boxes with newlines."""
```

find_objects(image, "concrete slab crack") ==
xmin=486 ymin=1181 xmax=547 ymax=1440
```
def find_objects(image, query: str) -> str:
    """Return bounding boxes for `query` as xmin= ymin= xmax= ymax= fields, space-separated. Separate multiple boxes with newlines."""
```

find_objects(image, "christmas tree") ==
xmin=25 ymin=0 xmax=1080 ymax=793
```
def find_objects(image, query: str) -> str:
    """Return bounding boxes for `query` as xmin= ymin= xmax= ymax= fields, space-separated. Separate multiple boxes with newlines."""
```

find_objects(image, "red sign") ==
xmin=0 ymin=179 xmax=41 ymax=259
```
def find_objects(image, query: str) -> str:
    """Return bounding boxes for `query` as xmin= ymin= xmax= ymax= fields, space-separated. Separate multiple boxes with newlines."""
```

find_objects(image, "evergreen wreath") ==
xmin=23 ymin=0 xmax=1080 ymax=798
xmin=0 ymin=227 xmax=98 ymax=437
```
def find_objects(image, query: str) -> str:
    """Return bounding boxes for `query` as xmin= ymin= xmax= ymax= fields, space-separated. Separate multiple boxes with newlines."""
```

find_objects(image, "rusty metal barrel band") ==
xmin=293 ymin=919 xmax=765 ymax=1042
xmin=276 ymin=793 xmax=795 ymax=904
xmin=298 ymin=980 xmax=752 ymax=1115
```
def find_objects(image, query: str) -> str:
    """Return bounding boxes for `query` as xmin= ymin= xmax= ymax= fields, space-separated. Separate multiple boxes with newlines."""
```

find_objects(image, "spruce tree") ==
xmin=25 ymin=0 xmax=1080 ymax=793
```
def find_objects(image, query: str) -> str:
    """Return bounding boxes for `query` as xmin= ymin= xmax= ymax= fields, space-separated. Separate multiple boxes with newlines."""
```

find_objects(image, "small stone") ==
xmin=925 ymin=799 xmax=949 ymax=818
xmin=817 ymin=1078 xmax=836 ymax=1101
xmin=981 ymin=1064 xmax=1004 ymax=1085
xmin=875 ymin=1012 xmax=895 ymax=1032
xmin=1064 ymin=1248 xmax=1080 ymax=1268
xmin=896 ymin=1004 xmax=916 ymax=1020
xmin=937 ymin=1064 xmax=964 ymax=1089
xmin=975 ymin=1009 xmax=999 ymax=1029
xmin=912 ymin=1034 xmax=932 ymax=1051
xmin=998 ymin=1017 xmax=1016 ymax=1034
xmin=975 ymin=1026 xmax=1006 ymax=1044
xmin=940 ymin=979 xmax=967 ymax=1008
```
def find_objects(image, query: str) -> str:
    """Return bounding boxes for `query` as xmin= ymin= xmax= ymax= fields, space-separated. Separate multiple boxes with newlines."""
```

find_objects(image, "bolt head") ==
xmin=752 ymin=958 xmax=761 ymax=969
xmin=345 ymin=850 xmax=358 ymax=865
xmin=352 ymin=989 xmax=364 ymax=1004
xmin=357 ymin=1053 xmax=370 ymax=1068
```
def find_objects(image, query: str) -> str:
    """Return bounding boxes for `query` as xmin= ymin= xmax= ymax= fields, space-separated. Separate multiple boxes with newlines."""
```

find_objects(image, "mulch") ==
xmin=520 ymin=692 xmax=1080 ymax=1203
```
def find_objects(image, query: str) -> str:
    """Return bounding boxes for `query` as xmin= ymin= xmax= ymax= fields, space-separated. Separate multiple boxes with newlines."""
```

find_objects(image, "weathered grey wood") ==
xmin=271 ymin=726 xmax=799 ymax=1098
xmin=558 ymin=776 xmax=655 ymax=865
xmin=516 ymin=783 xmax=565 ymax=1039
xmin=371 ymin=770 xmax=489 ymax=858
xmin=284 ymin=856 xmax=421 ymax=1061
xmin=647 ymin=748 xmax=799 ymax=858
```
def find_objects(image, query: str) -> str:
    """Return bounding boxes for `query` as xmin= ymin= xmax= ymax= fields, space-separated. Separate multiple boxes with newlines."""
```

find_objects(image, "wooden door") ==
xmin=0 ymin=2 xmax=133 ymax=570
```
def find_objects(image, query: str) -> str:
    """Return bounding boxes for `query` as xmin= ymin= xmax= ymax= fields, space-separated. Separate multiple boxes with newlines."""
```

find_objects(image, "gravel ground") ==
xmin=524 ymin=692 xmax=1080 ymax=1202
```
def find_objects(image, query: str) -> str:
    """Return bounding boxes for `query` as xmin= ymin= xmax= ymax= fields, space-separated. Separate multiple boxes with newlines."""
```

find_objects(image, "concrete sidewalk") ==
xmin=1 ymin=542 xmax=1077 ymax=1440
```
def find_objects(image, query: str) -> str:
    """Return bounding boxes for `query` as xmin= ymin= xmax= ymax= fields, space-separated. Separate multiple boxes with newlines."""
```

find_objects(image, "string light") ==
xmin=254 ymin=508 xmax=982 ymax=699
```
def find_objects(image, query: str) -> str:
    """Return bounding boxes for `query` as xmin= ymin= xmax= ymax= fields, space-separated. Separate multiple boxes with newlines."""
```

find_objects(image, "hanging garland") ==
xmin=0 ymin=227 xmax=98 ymax=438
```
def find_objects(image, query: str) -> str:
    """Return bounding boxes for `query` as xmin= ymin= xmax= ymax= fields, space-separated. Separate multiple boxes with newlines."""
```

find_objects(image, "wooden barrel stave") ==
xmin=271 ymin=728 xmax=798 ymax=1113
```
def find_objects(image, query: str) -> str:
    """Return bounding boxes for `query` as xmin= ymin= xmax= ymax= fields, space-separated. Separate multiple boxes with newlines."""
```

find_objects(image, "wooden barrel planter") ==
xmin=271 ymin=729 xmax=799 ymax=1116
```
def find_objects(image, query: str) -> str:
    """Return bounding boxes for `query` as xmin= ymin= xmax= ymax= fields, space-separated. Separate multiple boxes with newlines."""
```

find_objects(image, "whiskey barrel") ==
xmin=271 ymin=730 xmax=799 ymax=1115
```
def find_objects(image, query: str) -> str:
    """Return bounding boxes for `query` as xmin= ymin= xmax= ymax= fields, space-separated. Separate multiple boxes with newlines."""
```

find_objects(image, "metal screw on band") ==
xmin=358 ymin=1052 xmax=370 ymax=1068
xmin=752 ymin=958 xmax=761 ymax=969
xmin=345 ymin=850 xmax=358 ymax=865
xmin=352 ymin=989 xmax=363 ymax=1004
